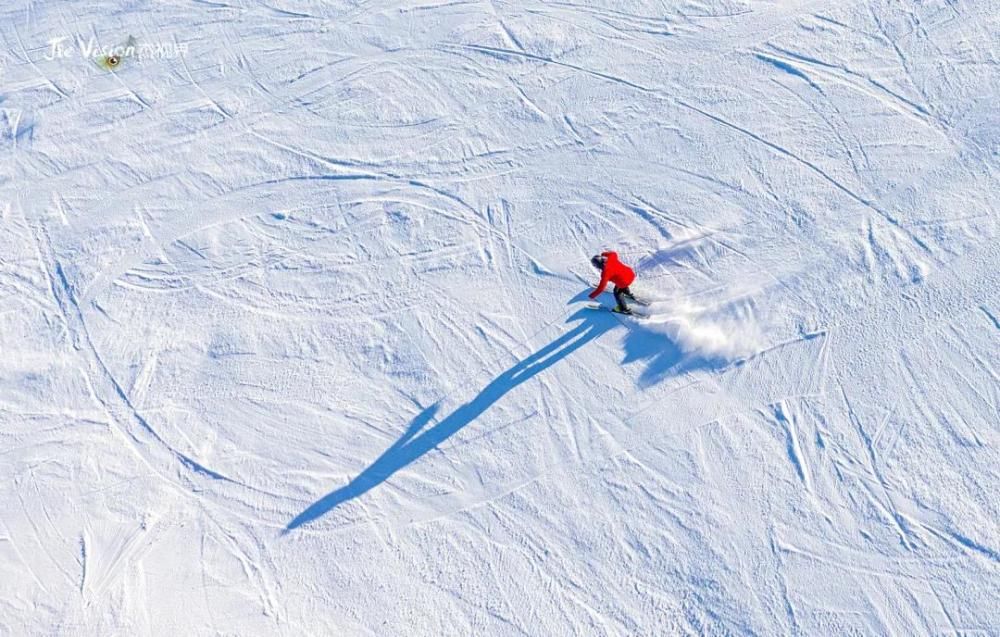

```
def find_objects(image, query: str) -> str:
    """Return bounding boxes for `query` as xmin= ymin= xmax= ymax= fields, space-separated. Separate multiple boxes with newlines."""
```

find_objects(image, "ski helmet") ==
xmin=590 ymin=254 xmax=606 ymax=270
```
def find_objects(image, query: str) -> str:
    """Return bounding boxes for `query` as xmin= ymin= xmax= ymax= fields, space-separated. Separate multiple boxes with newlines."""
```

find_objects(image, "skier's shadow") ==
xmin=285 ymin=308 xmax=616 ymax=532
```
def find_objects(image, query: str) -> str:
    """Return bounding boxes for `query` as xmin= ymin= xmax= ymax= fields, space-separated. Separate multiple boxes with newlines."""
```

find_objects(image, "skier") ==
xmin=589 ymin=251 xmax=637 ymax=314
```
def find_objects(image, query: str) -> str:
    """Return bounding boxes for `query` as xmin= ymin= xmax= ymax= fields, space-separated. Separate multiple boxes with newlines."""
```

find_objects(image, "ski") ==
xmin=585 ymin=304 xmax=646 ymax=318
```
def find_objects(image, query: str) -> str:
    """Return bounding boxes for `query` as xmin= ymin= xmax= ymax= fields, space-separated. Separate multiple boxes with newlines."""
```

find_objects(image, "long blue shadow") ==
xmin=286 ymin=308 xmax=616 ymax=532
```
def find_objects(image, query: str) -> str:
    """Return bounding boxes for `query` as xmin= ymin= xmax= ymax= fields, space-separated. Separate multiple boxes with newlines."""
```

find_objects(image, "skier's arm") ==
xmin=600 ymin=251 xmax=617 ymax=259
xmin=589 ymin=269 xmax=611 ymax=299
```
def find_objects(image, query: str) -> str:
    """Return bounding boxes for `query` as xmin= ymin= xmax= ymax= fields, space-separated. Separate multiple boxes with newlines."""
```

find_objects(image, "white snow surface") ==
xmin=2 ymin=0 xmax=998 ymax=634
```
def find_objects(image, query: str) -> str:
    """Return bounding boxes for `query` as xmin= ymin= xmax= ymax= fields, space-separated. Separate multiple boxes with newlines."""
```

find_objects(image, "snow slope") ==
xmin=1 ymin=0 xmax=998 ymax=634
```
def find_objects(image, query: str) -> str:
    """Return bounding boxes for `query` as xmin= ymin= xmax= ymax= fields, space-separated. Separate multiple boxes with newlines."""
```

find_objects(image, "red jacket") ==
xmin=589 ymin=251 xmax=635 ymax=299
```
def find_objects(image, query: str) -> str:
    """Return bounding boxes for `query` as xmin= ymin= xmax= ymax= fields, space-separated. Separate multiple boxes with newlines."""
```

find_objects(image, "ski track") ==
xmin=0 ymin=0 xmax=997 ymax=634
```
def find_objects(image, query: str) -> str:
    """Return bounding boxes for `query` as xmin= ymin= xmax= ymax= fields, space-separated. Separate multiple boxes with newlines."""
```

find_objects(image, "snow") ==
xmin=1 ymin=0 xmax=998 ymax=634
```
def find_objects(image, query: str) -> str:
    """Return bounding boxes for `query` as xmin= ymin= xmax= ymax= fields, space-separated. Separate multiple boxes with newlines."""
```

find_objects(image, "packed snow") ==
xmin=1 ymin=0 xmax=997 ymax=634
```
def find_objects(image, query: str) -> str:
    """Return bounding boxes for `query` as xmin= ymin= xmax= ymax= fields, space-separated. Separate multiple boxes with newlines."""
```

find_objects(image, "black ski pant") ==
xmin=613 ymin=286 xmax=634 ymax=311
